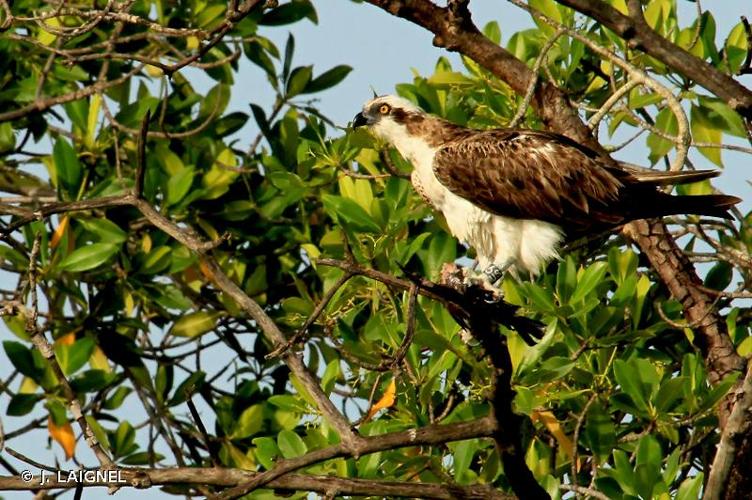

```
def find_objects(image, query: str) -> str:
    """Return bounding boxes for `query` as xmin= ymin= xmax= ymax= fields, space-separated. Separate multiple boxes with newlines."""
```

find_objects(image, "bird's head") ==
xmin=352 ymin=95 xmax=424 ymax=144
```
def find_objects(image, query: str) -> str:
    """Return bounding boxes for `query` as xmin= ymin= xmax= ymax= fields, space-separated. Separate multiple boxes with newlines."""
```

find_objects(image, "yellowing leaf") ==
xmin=141 ymin=233 xmax=152 ymax=253
xmin=124 ymin=291 xmax=135 ymax=316
xmin=531 ymin=409 xmax=580 ymax=471
xmin=19 ymin=376 xmax=38 ymax=394
xmin=50 ymin=216 xmax=69 ymax=250
xmin=89 ymin=346 xmax=112 ymax=372
xmin=145 ymin=65 xmax=163 ymax=77
xmin=38 ymin=18 xmax=60 ymax=46
xmin=48 ymin=417 xmax=76 ymax=460
xmin=55 ymin=332 xmax=76 ymax=346
xmin=85 ymin=94 xmax=101 ymax=149
xmin=364 ymin=378 xmax=396 ymax=423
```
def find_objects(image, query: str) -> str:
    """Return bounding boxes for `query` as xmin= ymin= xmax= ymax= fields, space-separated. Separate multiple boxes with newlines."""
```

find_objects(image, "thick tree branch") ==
xmin=703 ymin=360 xmax=752 ymax=500
xmin=0 ymin=464 xmax=512 ymax=499
xmin=212 ymin=417 xmax=497 ymax=499
xmin=440 ymin=264 xmax=550 ymax=500
xmin=554 ymin=0 xmax=752 ymax=118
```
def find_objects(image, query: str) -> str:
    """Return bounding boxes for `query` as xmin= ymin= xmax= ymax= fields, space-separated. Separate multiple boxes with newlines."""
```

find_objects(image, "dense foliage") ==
xmin=0 ymin=0 xmax=750 ymax=498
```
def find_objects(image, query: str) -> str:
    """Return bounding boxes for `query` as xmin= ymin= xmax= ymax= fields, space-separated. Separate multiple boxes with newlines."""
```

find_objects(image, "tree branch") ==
xmin=0 ymin=464 xmax=512 ymax=499
xmin=703 ymin=360 xmax=752 ymax=500
xmin=554 ymin=0 xmax=752 ymax=118
xmin=212 ymin=417 xmax=497 ymax=499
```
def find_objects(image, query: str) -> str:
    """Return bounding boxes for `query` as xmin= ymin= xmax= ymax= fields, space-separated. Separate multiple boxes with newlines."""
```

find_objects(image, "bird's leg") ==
xmin=483 ymin=260 xmax=513 ymax=286
xmin=461 ymin=260 xmax=513 ymax=293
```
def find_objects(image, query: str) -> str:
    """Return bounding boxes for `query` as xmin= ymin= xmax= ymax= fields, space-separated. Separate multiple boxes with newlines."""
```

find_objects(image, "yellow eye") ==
xmin=379 ymin=104 xmax=391 ymax=115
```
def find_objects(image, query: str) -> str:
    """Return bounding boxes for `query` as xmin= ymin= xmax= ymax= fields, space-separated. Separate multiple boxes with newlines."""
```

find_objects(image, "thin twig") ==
xmin=25 ymin=234 xmax=115 ymax=469
xmin=509 ymin=28 xmax=564 ymax=128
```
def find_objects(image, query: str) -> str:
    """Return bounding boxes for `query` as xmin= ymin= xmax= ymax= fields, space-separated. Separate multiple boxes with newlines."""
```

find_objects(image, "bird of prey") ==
xmin=352 ymin=95 xmax=740 ymax=283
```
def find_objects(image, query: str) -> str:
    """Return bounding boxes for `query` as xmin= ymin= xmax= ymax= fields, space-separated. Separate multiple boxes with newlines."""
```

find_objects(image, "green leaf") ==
xmin=634 ymin=435 xmax=663 ymax=499
xmin=698 ymin=97 xmax=747 ymax=138
xmin=321 ymin=359 xmax=340 ymax=395
xmin=252 ymin=437 xmax=280 ymax=470
xmin=286 ymin=65 xmax=313 ymax=97
xmin=304 ymin=65 xmax=352 ymax=94
xmin=70 ymin=369 xmax=117 ymax=393
xmin=85 ymin=416 xmax=110 ymax=451
xmin=260 ymin=1 xmax=317 ymax=26
xmin=704 ymin=261 xmax=732 ymax=291
xmin=166 ymin=167 xmax=195 ymax=206
xmin=725 ymin=22 xmax=749 ymax=73
xmin=169 ymin=311 xmax=221 ymax=338
xmin=104 ymin=387 xmax=132 ymax=410
xmin=321 ymin=194 xmax=382 ymax=233
xmin=58 ymin=243 xmax=119 ymax=272
xmin=613 ymin=359 xmax=649 ymax=413
xmin=76 ymin=218 xmax=127 ymax=243
xmin=110 ymin=421 xmax=137 ymax=457
xmin=677 ymin=474 xmax=704 ymax=500
xmin=0 ymin=122 xmax=15 ymax=152
xmin=646 ymin=107 xmax=677 ymax=164
xmin=219 ymin=200 xmax=256 ymax=221
xmin=245 ymin=39 xmax=277 ymax=79
xmin=653 ymin=377 xmax=686 ymax=412
xmin=555 ymin=256 xmax=577 ymax=304
xmin=168 ymin=371 xmax=206 ymax=407
xmin=691 ymin=104 xmax=723 ymax=166
xmin=570 ymin=262 xmax=607 ymax=303
xmin=139 ymin=246 xmax=173 ymax=275
xmin=277 ymin=430 xmax=307 ymax=458
xmin=54 ymin=337 xmax=95 ymax=376
xmin=53 ymin=138 xmax=83 ymax=198
xmin=7 ymin=394 xmax=42 ymax=416
xmin=64 ymin=99 xmax=88 ymax=133
xmin=283 ymin=33 xmax=295 ymax=82
xmin=584 ymin=402 xmax=615 ymax=462
xmin=483 ymin=21 xmax=501 ymax=45
xmin=231 ymin=404 xmax=265 ymax=439
xmin=268 ymin=394 xmax=309 ymax=413
xmin=215 ymin=112 xmax=249 ymax=137
xmin=452 ymin=439 xmax=478 ymax=484
xmin=3 ymin=341 xmax=39 ymax=379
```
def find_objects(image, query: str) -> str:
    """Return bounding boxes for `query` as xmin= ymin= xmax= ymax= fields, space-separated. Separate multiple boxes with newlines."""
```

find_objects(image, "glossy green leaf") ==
xmin=321 ymin=194 xmax=382 ymax=233
xmin=304 ymin=65 xmax=352 ymax=94
xmin=54 ymin=337 xmax=95 ymax=376
xmin=169 ymin=311 xmax=221 ymax=338
xmin=166 ymin=167 xmax=195 ymax=206
xmin=286 ymin=65 xmax=313 ymax=97
xmin=57 ymin=243 xmax=119 ymax=272
xmin=277 ymin=430 xmax=307 ymax=458
xmin=53 ymin=138 xmax=83 ymax=197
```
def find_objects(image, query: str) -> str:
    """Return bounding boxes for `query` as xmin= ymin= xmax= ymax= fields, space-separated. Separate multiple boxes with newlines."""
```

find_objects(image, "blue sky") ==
xmin=2 ymin=2 xmax=751 ymax=498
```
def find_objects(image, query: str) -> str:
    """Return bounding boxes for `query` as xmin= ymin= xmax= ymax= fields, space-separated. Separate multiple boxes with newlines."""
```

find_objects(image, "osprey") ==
xmin=353 ymin=95 xmax=740 ymax=282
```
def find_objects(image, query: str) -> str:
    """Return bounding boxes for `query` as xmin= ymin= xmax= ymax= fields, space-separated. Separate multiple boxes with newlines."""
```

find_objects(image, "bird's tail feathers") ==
xmin=657 ymin=193 xmax=740 ymax=220
xmin=619 ymin=165 xmax=721 ymax=186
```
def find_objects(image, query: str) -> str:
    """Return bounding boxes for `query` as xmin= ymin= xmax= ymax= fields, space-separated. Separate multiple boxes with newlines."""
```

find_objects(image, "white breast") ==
xmin=387 ymin=132 xmax=563 ymax=276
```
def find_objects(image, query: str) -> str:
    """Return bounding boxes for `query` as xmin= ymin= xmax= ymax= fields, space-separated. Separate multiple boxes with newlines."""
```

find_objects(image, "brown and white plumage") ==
xmin=353 ymin=95 xmax=740 ymax=276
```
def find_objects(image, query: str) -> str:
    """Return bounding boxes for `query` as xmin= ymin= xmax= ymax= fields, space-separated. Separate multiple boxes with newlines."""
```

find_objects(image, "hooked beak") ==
xmin=352 ymin=112 xmax=369 ymax=128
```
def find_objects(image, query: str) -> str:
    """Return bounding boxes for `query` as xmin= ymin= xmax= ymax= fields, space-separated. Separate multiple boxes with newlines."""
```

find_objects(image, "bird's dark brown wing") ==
xmin=432 ymin=129 xmax=629 ymax=233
